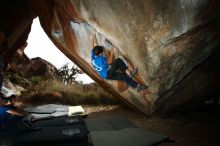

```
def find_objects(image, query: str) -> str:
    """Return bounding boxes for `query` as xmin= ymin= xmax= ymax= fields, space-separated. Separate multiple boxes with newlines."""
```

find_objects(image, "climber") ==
xmin=0 ymin=95 xmax=40 ymax=131
xmin=91 ymin=34 xmax=150 ymax=95
xmin=0 ymin=50 xmax=39 ymax=132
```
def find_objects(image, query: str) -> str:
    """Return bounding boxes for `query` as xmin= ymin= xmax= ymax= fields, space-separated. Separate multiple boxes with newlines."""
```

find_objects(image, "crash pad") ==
xmin=11 ymin=121 xmax=88 ymax=145
xmin=25 ymin=104 xmax=87 ymax=120
xmin=13 ymin=124 xmax=87 ymax=143
xmin=32 ymin=116 xmax=85 ymax=127
xmin=85 ymin=116 xmax=136 ymax=132
xmin=90 ymin=128 xmax=168 ymax=146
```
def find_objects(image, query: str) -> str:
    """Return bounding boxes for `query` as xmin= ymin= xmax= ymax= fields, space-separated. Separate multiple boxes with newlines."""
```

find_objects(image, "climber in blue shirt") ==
xmin=91 ymin=46 xmax=108 ymax=78
xmin=91 ymin=34 xmax=150 ymax=95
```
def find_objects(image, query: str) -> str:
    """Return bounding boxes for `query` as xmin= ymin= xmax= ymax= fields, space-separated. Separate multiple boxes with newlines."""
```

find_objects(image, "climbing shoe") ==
xmin=136 ymin=84 xmax=148 ymax=92
xmin=130 ymin=68 xmax=138 ymax=78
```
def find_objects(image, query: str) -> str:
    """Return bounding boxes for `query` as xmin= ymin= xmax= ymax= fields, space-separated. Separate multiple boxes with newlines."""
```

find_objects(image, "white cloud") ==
xmin=24 ymin=18 xmax=73 ymax=69
xmin=24 ymin=18 xmax=94 ymax=84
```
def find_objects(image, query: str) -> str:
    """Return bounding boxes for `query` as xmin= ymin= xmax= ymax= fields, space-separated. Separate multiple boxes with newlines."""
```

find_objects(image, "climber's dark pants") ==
xmin=106 ymin=58 xmax=138 ymax=88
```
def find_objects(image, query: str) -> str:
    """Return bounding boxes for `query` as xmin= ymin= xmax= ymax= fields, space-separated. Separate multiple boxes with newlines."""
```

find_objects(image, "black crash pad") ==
xmin=8 ymin=117 xmax=88 ymax=145
xmin=90 ymin=128 xmax=168 ymax=146
xmin=85 ymin=116 xmax=136 ymax=132
xmin=33 ymin=116 xmax=85 ymax=127
xmin=12 ymin=124 xmax=88 ymax=144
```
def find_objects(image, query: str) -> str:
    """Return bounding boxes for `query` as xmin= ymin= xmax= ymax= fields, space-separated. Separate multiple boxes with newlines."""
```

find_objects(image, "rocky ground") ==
xmin=84 ymin=104 xmax=220 ymax=146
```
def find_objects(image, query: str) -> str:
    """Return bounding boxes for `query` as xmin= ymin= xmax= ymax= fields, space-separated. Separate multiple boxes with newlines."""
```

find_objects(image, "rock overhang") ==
xmin=1 ymin=0 xmax=220 ymax=114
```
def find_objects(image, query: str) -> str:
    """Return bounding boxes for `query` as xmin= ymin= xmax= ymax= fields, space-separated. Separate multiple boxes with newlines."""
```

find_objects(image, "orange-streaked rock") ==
xmin=31 ymin=0 xmax=220 ymax=114
xmin=1 ymin=0 xmax=220 ymax=114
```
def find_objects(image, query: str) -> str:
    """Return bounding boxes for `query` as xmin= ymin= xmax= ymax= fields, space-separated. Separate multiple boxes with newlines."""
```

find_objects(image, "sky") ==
xmin=24 ymin=18 xmax=94 ymax=84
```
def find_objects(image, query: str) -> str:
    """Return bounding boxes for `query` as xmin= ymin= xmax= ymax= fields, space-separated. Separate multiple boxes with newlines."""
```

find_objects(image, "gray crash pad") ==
xmin=26 ymin=109 xmax=56 ymax=114
xmin=85 ymin=116 xmax=136 ymax=132
xmin=25 ymin=104 xmax=87 ymax=120
xmin=90 ymin=128 xmax=168 ymax=146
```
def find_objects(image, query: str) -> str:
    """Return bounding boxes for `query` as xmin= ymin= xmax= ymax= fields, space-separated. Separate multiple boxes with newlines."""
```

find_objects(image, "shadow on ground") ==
xmin=85 ymin=104 xmax=220 ymax=146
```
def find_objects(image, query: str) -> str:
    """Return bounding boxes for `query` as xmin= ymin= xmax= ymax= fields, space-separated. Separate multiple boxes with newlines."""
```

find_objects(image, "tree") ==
xmin=58 ymin=63 xmax=83 ymax=84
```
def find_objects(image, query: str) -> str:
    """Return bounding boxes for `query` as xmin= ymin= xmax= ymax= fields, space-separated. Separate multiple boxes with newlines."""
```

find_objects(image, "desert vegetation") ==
xmin=20 ymin=79 xmax=121 ymax=106
xmin=9 ymin=64 xmax=121 ymax=106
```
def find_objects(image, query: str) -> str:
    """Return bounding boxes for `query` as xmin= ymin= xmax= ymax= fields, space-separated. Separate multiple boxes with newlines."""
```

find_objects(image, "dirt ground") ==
xmin=84 ymin=104 xmax=220 ymax=146
xmin=14 ymin=97 xmax=220 ymax=146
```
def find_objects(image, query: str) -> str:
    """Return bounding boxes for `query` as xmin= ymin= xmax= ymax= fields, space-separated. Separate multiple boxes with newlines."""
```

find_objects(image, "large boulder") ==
xmin=31 ymin=0 xmax=220 ymax=114
xmin=9 ymin=43 xmax=59 ymax=80
xmin=1 ymin=0 xmax=220 ymax=114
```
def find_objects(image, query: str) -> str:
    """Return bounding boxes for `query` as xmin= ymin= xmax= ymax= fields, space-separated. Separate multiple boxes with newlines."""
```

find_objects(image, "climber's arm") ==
xmin=7 ymin=109 xmax=27 ymax=117
xmin=107 ymin=47 xmax=115 ymax=64
xmin=92 ymin=33 xmax=96 ymax=48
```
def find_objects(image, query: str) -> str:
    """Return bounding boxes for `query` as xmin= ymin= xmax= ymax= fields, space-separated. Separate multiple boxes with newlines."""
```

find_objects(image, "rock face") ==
xmin=9 ymin=44 xmax=59 ymax=80
xmin=0 ymin=0 xmax=36 ymax=64
xmin=1 ymin=0 xmax=220 ymax=114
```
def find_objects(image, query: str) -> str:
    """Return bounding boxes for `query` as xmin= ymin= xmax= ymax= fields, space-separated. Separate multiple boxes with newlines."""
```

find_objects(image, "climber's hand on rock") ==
xmin=92 ymin=32 xmax=96 ymax=47
xmin=110 ymin=47 xmax=115 ymax=54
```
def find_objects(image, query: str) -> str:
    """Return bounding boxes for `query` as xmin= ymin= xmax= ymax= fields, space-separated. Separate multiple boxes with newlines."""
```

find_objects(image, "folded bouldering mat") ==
xmin=26 ymin=104 xmax=69 ymax=112
xmin=25 ymin=104 xmax=87 ymax=120
xmin=85 ymin=116 xmax=136 ymax=132
xmin=90 ymin=128 xmax=168 ymax=146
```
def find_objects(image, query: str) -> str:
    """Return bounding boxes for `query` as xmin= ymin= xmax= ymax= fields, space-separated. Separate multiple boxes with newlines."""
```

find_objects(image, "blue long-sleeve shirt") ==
xmin=0 ymin=105 xmax=23 ymax=129
xmin=91 ymin=50 xmax=108 ymax=78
